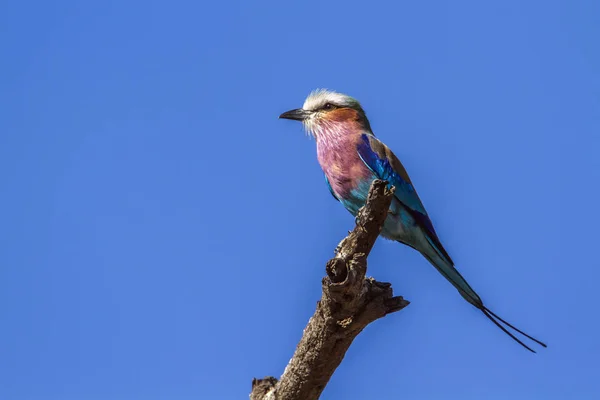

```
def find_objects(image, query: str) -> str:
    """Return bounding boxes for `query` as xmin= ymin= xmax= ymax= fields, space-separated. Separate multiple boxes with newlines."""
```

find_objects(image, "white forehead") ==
xmin=302 ymin=89 xmax=362 ymax=111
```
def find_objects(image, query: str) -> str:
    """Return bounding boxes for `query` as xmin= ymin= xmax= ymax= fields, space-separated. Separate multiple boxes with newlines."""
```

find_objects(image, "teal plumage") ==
xmin=280 ymin=89 xmax=547 ymax=353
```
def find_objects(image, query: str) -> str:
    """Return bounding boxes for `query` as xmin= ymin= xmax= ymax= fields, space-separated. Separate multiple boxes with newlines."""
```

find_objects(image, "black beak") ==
xmin=279 ymin=108 xmax=310 ymax=121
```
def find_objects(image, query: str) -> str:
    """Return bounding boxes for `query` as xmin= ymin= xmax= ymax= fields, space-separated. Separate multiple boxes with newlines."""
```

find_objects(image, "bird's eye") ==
xmin=322 ymin=103 xmax=334 ymax=110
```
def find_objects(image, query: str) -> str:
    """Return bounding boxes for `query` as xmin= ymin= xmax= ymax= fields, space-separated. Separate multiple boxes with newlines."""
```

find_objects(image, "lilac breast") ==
xmin=316 ymin=135 xmax=372 ymax=199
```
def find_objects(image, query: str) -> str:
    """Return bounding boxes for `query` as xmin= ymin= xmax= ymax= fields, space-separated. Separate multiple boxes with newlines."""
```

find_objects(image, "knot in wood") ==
xmin=326 ymin=258 xmax=348 ymax=283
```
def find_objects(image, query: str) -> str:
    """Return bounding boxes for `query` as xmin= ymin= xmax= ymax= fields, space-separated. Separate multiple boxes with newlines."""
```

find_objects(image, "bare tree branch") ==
xmin=250 ymin=179 xmax=409 ymax=400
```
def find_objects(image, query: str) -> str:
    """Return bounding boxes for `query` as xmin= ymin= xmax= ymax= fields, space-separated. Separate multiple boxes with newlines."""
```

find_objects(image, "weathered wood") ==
xmin=250 ymin=180 xmax=409 ymax=400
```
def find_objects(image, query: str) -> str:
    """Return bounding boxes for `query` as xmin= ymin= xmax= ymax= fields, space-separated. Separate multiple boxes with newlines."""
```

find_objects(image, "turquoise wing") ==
xmin=356 ymin=133 xmax=453 ymax=264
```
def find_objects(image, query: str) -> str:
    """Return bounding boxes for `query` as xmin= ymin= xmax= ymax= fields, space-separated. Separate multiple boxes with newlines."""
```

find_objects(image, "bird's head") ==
xmin=279 ymin=89 xmax=371 ymax=139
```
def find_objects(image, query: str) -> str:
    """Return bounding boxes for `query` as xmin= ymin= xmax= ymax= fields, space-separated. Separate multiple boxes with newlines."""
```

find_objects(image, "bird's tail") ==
xmin=418 ymin=237 xmax=547 ymax=353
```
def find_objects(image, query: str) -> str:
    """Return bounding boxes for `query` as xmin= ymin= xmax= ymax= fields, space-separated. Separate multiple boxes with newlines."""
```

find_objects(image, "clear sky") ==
xmin=1 ymin=1 xmax=599 ymax=399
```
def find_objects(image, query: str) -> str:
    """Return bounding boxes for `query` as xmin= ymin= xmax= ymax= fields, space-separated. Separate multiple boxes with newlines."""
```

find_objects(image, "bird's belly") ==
xmin=381 ymin=198 xmax=420 ymax=245
xmin=339 ymin=177 xmax=375 ymax=216
xmin=338 ymin=177 xmax=419 ymax=245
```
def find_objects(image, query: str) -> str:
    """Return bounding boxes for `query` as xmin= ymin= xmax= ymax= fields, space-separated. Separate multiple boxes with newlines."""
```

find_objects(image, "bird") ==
xmin=279 ymin=88 xmax=547 ymax=353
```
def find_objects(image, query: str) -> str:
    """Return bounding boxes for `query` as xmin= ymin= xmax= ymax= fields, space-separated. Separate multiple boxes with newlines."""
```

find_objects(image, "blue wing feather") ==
xmin=356 ymin=133 xmax=427 ymax=215
xmin=356 ymin=133 xmax=453 ymax=263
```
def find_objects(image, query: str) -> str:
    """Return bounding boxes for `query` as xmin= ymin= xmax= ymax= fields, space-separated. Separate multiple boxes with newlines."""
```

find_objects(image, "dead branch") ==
xmin=250 ymin=179 xmax=409 ymax=400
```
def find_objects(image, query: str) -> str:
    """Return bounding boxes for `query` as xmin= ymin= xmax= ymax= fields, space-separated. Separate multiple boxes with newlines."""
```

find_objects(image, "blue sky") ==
xmin=1 ymin=0 xmax=599 ymax=399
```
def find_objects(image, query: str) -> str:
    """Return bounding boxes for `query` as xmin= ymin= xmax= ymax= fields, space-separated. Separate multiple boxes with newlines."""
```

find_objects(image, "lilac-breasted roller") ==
xmin=280 ymin=89 xmax=546 ymax=353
